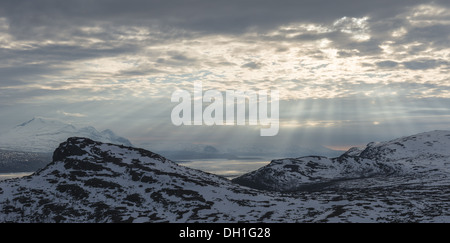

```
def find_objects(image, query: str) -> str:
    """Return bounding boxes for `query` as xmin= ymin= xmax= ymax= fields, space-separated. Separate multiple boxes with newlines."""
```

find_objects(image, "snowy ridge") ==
xmin=357 ymin=130 xmax=450 ymax=162
xmin=0 ymin=133 xmax=449 ymax=222
xmin=0 ymin=137 xmax=282 ymax=222
xmin=233 ymin=130 xmax=450 ymax=192
xmin=0 ymin=117 xmax=133 ymax=152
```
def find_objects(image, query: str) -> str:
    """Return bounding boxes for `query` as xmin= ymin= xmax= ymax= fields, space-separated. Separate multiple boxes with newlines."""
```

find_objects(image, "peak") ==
xmin=377 ymin=130 xmax=450 ymax=146
xmin=342 ymin=146 xmax=364 ymax=157
xmin=357 ymin=130 xmax=450 ymax=150
xmin=413 ymin=130 xmax=450 ymax=138
xmin=17 ymin=118 xmax=35 ymax=127
xmin=52 ymin=137 xmax=95 ymax=162
xmin=356 ymin=130 xmax=450 ymax=161
xmin=100 ymin=129 xmax=115 ymax=136
xmin=51 ymin=137 xmax=164 ymax=167
xmin=420 ymin=130 xmax=450 ymax=134
xmin=66 ymin=137 xmax=96 ymax=143
xmin=79 ymin=126 xmax=98 ymax=132
xmin=17 ymin=117 xmax=67 ymax=127
xmin=396 ymin=130 xmax=449 ymax=139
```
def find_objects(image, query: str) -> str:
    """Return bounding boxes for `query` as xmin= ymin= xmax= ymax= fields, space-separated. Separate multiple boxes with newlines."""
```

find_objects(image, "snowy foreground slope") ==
xmin=1 ymin=133 xmax=450 ymax=223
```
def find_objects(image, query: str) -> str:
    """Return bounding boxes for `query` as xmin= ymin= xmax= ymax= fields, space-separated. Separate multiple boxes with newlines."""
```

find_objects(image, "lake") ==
xmin=0 ymin=159 xmax=270 ymax=181
xmin=0 ymin=172 xmax=33 ymax=181
xmin=176 ymin=158 xmax=270 ymax=179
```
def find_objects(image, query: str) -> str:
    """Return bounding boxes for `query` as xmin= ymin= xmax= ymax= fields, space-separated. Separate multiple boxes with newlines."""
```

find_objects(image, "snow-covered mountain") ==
xmin=233 ymin=130 xmax=450 ymax=192
xmin=0 ymin=117 xmax=133 ymax=153
xmin=1 ymin=133 xmax=450 ymax=222
xmin=0 ymin=137 xmax=296 ymax=222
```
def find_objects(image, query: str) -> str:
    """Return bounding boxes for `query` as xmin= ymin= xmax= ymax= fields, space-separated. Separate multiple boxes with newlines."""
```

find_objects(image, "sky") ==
xmin=0 ymin=0 xmax=449 ymax=153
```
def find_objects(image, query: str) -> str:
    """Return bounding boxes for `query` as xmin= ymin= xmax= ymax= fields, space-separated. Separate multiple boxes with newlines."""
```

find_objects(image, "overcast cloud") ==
xmin=0 ymin=0 xmax=449 ymax=151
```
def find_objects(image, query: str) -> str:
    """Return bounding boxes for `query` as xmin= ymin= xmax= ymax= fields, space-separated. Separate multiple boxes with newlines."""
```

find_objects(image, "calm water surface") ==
xmin=0 ymin=172 xmax=33 ymax=181
xmin=0 ymin=159 xmax=270 ymax=181
xmin=177 ymin=158 xmax=270 ymax=179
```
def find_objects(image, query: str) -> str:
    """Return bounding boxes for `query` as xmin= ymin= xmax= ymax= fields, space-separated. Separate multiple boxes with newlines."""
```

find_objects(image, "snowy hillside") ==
xmin=233 ymin=130 xmax=450 ymax=192
xmin=0 ymin=117 xmax=133 ymax=153
xmin=1 ymin=134 xmax=449 ymax=223
xmin=0 ymin=137 xmax=293 ymax=222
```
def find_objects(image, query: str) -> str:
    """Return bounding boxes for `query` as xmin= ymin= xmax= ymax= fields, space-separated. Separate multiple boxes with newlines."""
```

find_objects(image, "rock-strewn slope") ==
xmin=233 ymin=131 xmax=450 ymax=192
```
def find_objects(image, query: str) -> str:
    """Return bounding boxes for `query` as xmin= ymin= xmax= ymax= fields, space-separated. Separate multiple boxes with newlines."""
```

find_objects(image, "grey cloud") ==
xmin=292 ymin=33 xmax=328 ymax=42
xmin=23 ymin=44 xmax=137 ymax=61
xmin=171 ymin=54 xmax=190 ymax=61
xmin=337 ymin=51 xmax=352 ymax=58
xmin=0 ymin=63 xmax=67 ymax=82
xmin=0 ymin=87 xmax=70 ymax=105
xmin=371 ymin=21 xmax=450 ymax=57
xmin=411 ymin=25 xmax=450 ymax=45
xmin=241 ymin=62 xmax=262 ymax=70
xmin=361 ymin=63 xmax=373 ymax=67
xmin=342 ymin=39 xmax=383 ymax=55
xmin=403 ymin=59 xmax=448 ymax=70
xmin=0 ymin=0 xmax=443 ymax=67
xmin=286 ymin=28 xmax=383 ymax=56
xmin=0 ymin=79 xmax=28 ymax=88
xmin=275 ymin=46 xmax=289 ymax=52
xmin=0 ymin=44 xmax=138 ymax=87
xmin=167 ymin=51 xmax=197 ymax=63
xmin=1 ymin=0 xmax=449 ymax=149
xmin=216 ymin=61 xmax=236 ymax=66
xmin=390 ymin=24 xmax=450 ymax=51
xmin=0 ymin=44 xmax=138 ymax=68
xmin=338 ymin=50 xmax=361 ymax=58
xmin=408 ymin=108 xmax=450 ymax=116
xmin=0 ymin=0 xmax=430 ymax=38
xmin=117 ymin=68 xmax=164 ymax=77
xmin=147 ymin=51 xmax=199 ymax=68
xmin=376 ymin=61 xmax=399 ymax=68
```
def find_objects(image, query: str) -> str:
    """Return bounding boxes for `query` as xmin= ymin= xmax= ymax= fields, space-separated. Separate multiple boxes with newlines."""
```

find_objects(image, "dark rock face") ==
xmin=52 ymin=137 xmax=90 ymax=162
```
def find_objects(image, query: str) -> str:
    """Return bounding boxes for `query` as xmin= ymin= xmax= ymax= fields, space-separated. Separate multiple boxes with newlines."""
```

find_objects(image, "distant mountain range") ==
xmin=0 ymin=117 xmax=340 ymax=168
xmin=140 ymin=141 xmax=341 ymax=161
xmin=1 ymin=131 xmax=449 ymax=222
xmin=0 ymin=117 xmax=133 ymax=153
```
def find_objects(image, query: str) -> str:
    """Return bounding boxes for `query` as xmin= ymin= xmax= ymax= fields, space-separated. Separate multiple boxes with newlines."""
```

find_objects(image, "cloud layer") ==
xmin=0 ymin=0 xmax=449 ymax=148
